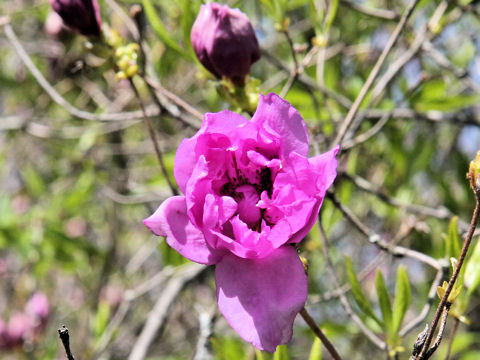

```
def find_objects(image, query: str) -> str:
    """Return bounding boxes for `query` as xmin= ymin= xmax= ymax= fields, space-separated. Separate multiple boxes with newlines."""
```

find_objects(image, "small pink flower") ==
xmin=6 ymin=312 xmax=31 ymax=348
xmin=49 ymin=0 xmax=102 ymax=37
xmin=26 ymin=292 xmax=50 ymax=326
xmin=191 ymin=3 xmax=260 ymax=83
xmin=144 ymin=93 xmax=338 ymax=352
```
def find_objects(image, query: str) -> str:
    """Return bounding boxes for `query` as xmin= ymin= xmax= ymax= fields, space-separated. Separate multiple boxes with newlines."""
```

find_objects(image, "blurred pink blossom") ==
xmin=144 ymin=93 xmax=338 ymax=352
xmin=6 ymin=312 xmax=30 ymax=348
xmin=26 ymin=292 xmax=50 ymax=325
xmin=191 ymin=2 xmax=260 ymax=84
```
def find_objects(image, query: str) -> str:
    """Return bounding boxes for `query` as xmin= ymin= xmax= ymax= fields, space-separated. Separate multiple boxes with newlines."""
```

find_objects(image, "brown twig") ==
xmin=444 ymin=318 xmax=459 ymax=360
xmin=129 ymin=79 xmax=178 ymax=196
xmin=300 ymin=307 xmax=343 ymax=360
xmin=415 ymin=186 xmax=480 ymax=359
xmin=279 ymin=28 xmax=300 ymax=97
xmin=58 ymin=326 xmax=75 ymax=360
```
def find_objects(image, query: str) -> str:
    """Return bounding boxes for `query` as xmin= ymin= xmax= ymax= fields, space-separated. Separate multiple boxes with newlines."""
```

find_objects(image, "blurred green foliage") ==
xmin=0 ymin=0 xmax=480 ymax=359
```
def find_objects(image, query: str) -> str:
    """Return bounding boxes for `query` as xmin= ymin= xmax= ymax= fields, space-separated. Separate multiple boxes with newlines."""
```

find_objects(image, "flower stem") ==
xmin=300 ymin=307 xmax=343 ymax=360
xmin=129 ymin=79 xmax=178 ymax=196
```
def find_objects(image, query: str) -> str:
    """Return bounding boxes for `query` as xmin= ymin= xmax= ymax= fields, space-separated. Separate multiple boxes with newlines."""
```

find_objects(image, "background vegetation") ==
xmin=1 ymin=0 xmax=480 ymax=359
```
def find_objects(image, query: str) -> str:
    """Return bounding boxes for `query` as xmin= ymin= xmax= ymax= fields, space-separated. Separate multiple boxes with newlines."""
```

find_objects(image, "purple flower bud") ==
xmin=49 ymin=0 xmax=102 ymax=37
xmin=25 ymin=292 xmax=50 ymax=323
xmin=191 ymin=3 xmax=260 ymax=83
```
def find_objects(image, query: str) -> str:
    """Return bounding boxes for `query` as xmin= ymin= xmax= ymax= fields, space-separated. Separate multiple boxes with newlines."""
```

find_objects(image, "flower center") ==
xmin=235 ymin=185 xmax=261 ymax=227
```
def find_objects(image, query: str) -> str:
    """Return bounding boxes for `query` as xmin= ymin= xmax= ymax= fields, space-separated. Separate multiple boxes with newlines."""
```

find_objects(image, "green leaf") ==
xmin=324 ymin=0 xmax=339 ymax=32
xmin=465 ymin=237 xmax=480 ymax=294
xmin=21 ymin=165 xmax=46 ymax=197
xmin=375 ymin=270 xmax=393 ymax=335
xmin=92 ymin=301 xmax=110 ymax=339
xmin=392 ymin=266 xmax=411 ymax=334
xmin=142 ymin=0 xmax=191 ymax=59
xmin=445 ymin=217 xmax=462 ymax=258
xmin=273 ymin=345 xmax=290 ymax=360
xmin=345 ymin=256 xmax=382 ymax=325
xmin=308 ymin=337 xmax=322 ymax=360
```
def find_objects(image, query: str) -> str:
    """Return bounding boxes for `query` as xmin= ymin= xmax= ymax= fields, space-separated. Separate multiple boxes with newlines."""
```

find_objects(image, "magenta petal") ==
xmin=216 ymin=246 xmax=307 ymax=352
xmin=174 ymin=110 xmax=247 ymax=193
xmin=309 ymin=145 xmax=340 ymax=196
xmin=143 ymin=196 xmax=221 ymax=265
xmin=252 ymin=93 xmax=309 ymax=158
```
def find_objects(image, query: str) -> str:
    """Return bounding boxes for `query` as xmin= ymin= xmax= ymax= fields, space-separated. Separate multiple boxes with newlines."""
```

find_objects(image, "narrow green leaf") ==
xmin=255 ymin=349 xmax=266 ymax=360
xmin=465 ymin=238 xmax=480 ymax=294
xmin=92 ymin=301 xmax=110 ymax=338
xmin=446 ymin=217 xmax=462 ymax=258
xmin=324 ymin=0 xmax=339 ymax=32
xmin=392 ymin=266 xmax=411 ymax=333
xmin=142 ymin=0 xmax=191 ymax=59
xmin=21 ymin=165 xmax=46 ymax=197
xmin=308 ymin=337 xmax=322 ymax=360
xmin=273 ymin=345 xmax=290 ymax=360
xmin=345 ymin=256 xmax=382 ymax=325
xmin=375 ymin=270 xmax=393 ymax=335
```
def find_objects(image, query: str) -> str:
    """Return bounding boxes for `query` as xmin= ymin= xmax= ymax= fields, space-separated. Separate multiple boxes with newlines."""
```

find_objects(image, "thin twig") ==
xmin=317 ymin=222 xmax=387 ymax=350
xmin=332 ymin=0 xmax=420 ymax=146
xmin=444 ymin=318 xmax=459 ymax=360
xmin=58 ymin=326 xmax=75 ymax=360
xmin=128 ymin=263 xmax=206 ymax=360
xmin=415 ymin=188 xmax=480 ymax=359
xmin=300 ymin=307 xmax=344 ymax=360
xmin=340 ymin=172 xmax=470 ymax=231
xmin=279 ymin=29 xmax=300 ymax=97
xmin=262 ymin=50 xmax=352 ymax=108
xmin=129 ymin=79 xmax=178 ymax=196
xmin=425 ymin=303 xmax=451 ymax=358
xmin=340 ymin=0 xmax=400 ymax=20
xmin=328 ymin=192 xmax=442 ymax=270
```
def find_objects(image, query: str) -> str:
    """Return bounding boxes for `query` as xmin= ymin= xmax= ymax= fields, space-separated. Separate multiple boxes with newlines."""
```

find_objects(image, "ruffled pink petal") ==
xmin=174 ymin=110 xmax=247 ymax=193
xmin=308 ymin=145 xmax=340 ymax=197
xmin=252 ymin=93 xmax=309 ymax=159
xmin=216 ymin=246 xmax=307 ymax=352
xmin=143 ymin=196 xmax=222 ymax=265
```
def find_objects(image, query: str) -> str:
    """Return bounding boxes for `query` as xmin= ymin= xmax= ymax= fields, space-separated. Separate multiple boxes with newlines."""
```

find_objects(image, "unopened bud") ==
xmin=191 ymin=3 xmax=260 ymax=85
xmin=49 ymin=0 xmax=102 ymax=37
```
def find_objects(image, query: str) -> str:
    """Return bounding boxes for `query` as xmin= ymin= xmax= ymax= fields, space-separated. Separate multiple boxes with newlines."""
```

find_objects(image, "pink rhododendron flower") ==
xmin=144 ymin=93 xmax=338 ymax=352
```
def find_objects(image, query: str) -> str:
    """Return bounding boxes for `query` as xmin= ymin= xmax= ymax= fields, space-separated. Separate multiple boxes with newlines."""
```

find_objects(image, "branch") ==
xmin=128 ymin=263 xmax=207 ymax=360
xmin=415 ymin=186 xmax=480 ymax=359
xmin=328 ymin=192 xmax=442 ymax=270
xmin=58 ymin=326 xmax=75 ymax=360
xmin=300 ymin=307 xmax=344 ymax=360
xmin=332 ymin=0 xmax=420 ymax=146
